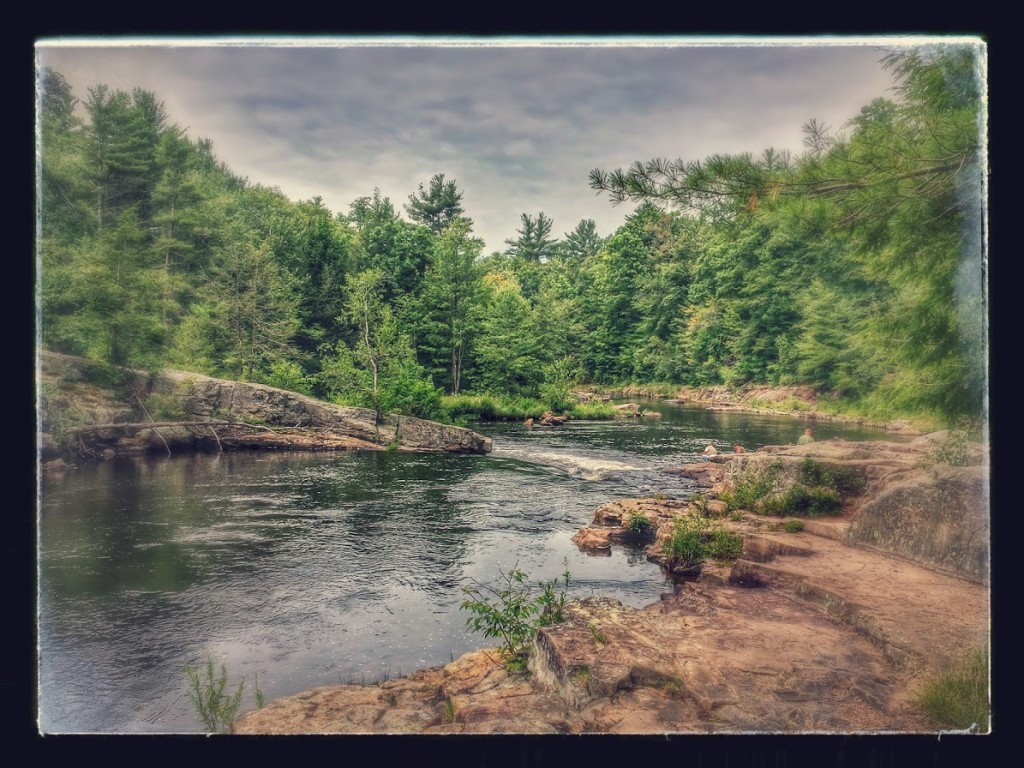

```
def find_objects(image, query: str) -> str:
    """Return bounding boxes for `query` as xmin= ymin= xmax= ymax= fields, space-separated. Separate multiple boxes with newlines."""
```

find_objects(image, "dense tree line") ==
xmin=37 ymin=46 xmax=985 ymax=424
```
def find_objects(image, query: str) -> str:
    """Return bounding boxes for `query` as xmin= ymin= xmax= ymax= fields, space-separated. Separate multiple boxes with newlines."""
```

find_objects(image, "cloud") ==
xmin=36 ymin=39 xmax=911 ymax=252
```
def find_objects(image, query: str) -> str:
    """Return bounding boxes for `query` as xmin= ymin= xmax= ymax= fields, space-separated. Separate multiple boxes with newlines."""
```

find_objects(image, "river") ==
xmin=37 ymin=401 xmax=896 ymax=733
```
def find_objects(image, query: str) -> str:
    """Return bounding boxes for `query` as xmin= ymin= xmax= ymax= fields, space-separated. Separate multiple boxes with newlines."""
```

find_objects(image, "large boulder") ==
xmin=39 ymin=352 xmax=492 ymax=459
xmin=847 ymin=465 xmax=989 ymax=584
xmin=722 ymin=437 xmax=989 ymax=585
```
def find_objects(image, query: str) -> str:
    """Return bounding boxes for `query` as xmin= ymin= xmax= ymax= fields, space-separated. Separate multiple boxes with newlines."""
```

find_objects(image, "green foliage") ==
xmin=441 ymin=393 xmax=547 ymax=422
xmin=405 ymin=173 xmax=470 ymax=235
xmin=705 ymin=528 xmax=744 ymax=560
xmin=560 ymin=219 xmax=605 ymax=261
xmin=536 ymin=563 xmax=572 ymax=628
xmin=441 ymin=696 xmax=457 ymax=724
xmin=505 ymin=212 xmax=559 ymax=262
xmin=916 ymin=648 xmax=989 ymax=732
xmin=663 ymin=516 xmax=707 ymax=570
xmin=798 ymin=458 xmax=867 ymax=495
xmin=721 ymin=464 xmax=781 ymax=512
xmin=538 ymin=356 xmax=580 ymax=413
xmin=783 ymin=519 xmax=805 ymax=533
xmin=184 ymin=656 xmax=246 ymax=734
xmin=567 ymin=402 xmax=617 ymax=420
xmin=663 ymin=516 xmax=744 ymax=569
xmin=925 ymin=421 xmax=977 ymax=467
xmin=760 ymin=484 xmax=842 ymax=518
xmin=626 ymin=512 xmax=653 ymax=534
xmin=260 ymin=360 xmax=314 ymax=396
xmin=38 ymin=54 xmax=985 ymax=435
xmin=588 ymin=622 xmax=607 ymax=646
xmin=143 ymin=390 xmax=187 ymax=421
xmin=460 ymin=561 xmax=571 ymax=673
xmin=473 ymin=274 xmax=542 ymax=396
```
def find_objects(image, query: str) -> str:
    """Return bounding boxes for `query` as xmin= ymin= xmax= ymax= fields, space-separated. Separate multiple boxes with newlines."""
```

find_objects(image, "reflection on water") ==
xmin=37 ymin=401 xmax=895 ymax=733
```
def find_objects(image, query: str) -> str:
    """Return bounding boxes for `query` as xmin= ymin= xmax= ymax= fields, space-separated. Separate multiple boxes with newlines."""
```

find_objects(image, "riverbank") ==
xmin=585 ymin=383 xmax=935 ymax=436
xmin=232 ymin=433 xmax=990 ymax=734
xmin=38 ymin=351 xmax=491 ymax=469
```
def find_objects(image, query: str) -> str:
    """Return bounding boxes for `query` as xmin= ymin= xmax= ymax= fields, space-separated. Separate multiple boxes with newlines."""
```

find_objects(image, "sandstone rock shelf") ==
xmin=233 ymin=436 xmax=990 ymax=734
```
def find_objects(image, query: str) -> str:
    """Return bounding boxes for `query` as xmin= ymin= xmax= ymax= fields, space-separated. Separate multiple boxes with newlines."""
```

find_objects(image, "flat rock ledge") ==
xmin=233 ymin=434 xmax=989 ymax=734
xmin=39 ymin=352 xmax=491 ymax=462
xmin=234 ymin=528 xmax=987 ymax=734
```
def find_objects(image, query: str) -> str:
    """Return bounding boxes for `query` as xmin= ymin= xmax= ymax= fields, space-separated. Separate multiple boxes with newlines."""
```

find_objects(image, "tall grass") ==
xmin=441 ymin=393 xmax=617 ymax=423
xmin=917 ymin=648 xmax=990 ymax=732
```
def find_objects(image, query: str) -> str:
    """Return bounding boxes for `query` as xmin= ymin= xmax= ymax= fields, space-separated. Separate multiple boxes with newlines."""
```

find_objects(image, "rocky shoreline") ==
xmin=38 ymin=352 xmax=988 ymax=733
xmin=233 ymin=434 xmax=990 ymax=734
xmin=38 ymin=352 xmax=491 ymax=469
xmin=587 ymin=384 xmax=928 ymax=436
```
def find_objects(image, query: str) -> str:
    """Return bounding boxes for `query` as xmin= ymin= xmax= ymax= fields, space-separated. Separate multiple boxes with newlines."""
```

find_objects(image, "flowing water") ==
xmin=37 ymin=401 xmax=896 ymax=733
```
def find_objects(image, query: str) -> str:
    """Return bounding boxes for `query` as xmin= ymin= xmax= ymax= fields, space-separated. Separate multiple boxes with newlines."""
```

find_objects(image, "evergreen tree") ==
xmin=417 ymin=219 xmax=485 ymax=394
xmin=504 ymin=212 xmax=559 ymax=262
xmin=559 ymin=218 xmax=604 ymax=261
xmin=405 ymin=173 xmax=471 ymax=234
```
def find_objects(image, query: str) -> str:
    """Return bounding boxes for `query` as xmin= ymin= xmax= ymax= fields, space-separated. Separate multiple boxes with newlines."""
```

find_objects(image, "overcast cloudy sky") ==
xmin=36 ymin=37 xmax=960 ymax=253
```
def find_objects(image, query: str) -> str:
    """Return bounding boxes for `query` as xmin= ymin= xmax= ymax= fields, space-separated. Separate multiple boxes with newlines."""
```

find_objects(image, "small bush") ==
xmin=783 ymin=519 xmax=805 ymax=533
xmin=798 ymin=459 xmax=867 ymax=495
xmin=925 ymin=421 xmax=979 ymax=468
xmin=917 ymin=648 xmax=990 ymax=732
xmin=722 ymin=465 xmax=781 ymax=512
xmin=461 ymin=560 xmax=571 ymax=672
xmin=760 ymin=484 xmax=842 ymax=518
xmin=626 ymin=512 xmax=653 ymax=534
xmin=663 ymin=516 xmax=707 ymax=570
xmin=185 ymin=656 xmax=246 ymax=734
xmin=662 ymin=517 xmax=744 ymax=569
xmin=705 ymin=528 xmax=743 ymax=561
xmin=568 ymin=402 xmax=617 ymax=420
xmin=441 ymin=696 xmax=457 ymax=724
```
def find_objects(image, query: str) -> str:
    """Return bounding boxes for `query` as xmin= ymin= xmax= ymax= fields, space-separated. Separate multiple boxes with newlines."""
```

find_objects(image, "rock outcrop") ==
xmin=723 ymin=438 xmax=989 ymax=584
xmin=232 ymin=433 xmax=990 ymax=734
xmin=38 ymin=351 xmax=491 ymax=462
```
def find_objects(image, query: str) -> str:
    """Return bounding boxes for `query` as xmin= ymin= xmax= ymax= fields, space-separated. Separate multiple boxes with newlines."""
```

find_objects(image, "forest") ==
xmin=37 ymin=46 xmax=986 ymax=427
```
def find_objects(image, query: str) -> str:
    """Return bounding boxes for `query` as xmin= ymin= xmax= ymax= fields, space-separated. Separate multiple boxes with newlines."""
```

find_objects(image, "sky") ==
xmin=34 ymin=36 xmax=975 ymax=254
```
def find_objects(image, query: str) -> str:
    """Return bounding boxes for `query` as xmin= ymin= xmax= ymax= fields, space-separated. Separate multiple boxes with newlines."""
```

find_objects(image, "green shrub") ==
xmin=722 ymin=464 xmax=781 ymax=512
xmin=662 ymin=517 xmax=744 ymax=569
xmin=917 ymin=648 xmax=990 ymax=732
xmin=705 ymin=528 xmax=743 ymax=560
xmin=798 ymin=458 xmax=867 ymax=495
xmin=568 ymin=402 xmax=617 ymax=420
xmin=443 ymin=393 xmax=545 ymax=422
xmin=760 ymin=484 xmax=842 ymax=517
xmin=461 ymin=561 xmax=571 ymax=672
xmin=925 ymin=420 xmax=979 ymax=468
xmin=783 ymin=519 xmax=805 ymax=533
xmin=185 ymin=656 xmax=246 ymax=734
xmin=260 ymin=360 xmax=315 ymax=396
xmin=663 ymin=516 xmax=707 ymax=570
xmin=626 ymin=512 xmax=653 ymax=534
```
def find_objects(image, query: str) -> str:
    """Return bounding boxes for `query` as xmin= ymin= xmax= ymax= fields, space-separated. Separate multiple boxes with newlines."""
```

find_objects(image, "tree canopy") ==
xmin=38 ymin=47 xmax=986 ymax=425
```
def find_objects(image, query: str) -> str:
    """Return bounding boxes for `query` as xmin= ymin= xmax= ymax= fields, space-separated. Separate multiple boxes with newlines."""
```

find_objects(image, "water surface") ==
xmin=37 ymin=401 xmax=895 ymax=733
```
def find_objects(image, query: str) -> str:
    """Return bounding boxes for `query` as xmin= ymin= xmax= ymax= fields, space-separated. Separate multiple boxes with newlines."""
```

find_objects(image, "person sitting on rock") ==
xmin=797 ymin=428 xmax=815 ymax=445
xmin=701 ymin=442 xmax=719 ymax=461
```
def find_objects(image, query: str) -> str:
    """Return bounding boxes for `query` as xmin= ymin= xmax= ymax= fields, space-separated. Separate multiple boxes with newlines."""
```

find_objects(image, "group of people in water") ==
xmin=700 ymin=427 xmax=814 ymax=461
